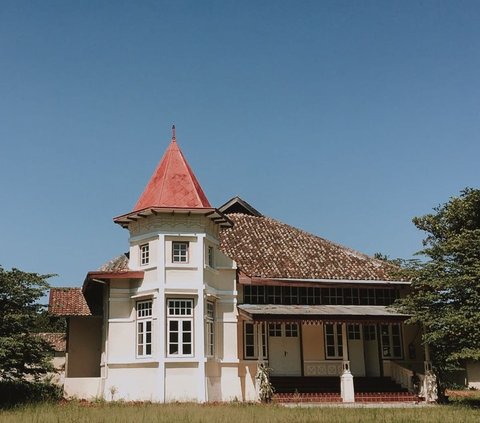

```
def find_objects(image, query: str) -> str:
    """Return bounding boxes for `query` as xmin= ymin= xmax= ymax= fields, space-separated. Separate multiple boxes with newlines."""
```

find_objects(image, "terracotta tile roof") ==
xmin=98 ymin=253 xmax=130 ymax=272
xmin=132 ymin=129 xmax=211 ymax=211
xmin=37 ymin=332 xmax=66 ymax=352
xmin=48 ymin=288 xmax=92 ymax=316
xmin=219 ymin=213 xmax=401 ymax=281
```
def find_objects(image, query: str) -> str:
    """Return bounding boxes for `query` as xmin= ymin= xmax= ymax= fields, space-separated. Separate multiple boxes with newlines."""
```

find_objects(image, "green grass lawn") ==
xmin=1 ymin=401 xmax=480 ymax=423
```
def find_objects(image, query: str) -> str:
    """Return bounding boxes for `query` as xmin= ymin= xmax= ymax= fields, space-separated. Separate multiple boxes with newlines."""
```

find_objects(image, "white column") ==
xmin=340 ymin=322 xmax=355 ymax=402
xmin=195 ymin=234 xmax=207 ymax=402
xmin=257 ymin=323 xmax=264 ymax=363
xmin=157 ymin=234 xmax=166 ymax=403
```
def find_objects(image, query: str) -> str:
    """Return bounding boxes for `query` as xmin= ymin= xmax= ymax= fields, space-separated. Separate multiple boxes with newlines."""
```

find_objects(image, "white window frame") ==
xmin=268 ymin=323 xmax=282 ymax=337
xmin=347 ymin=324 xmax=361 ymax=340
xmin=167 ymin=299 xmax=194 ymax=357
xmin=136 ymin=300 xmax=153 ymax=357
xmin=325 ymin=323 xmax=343 ymax=359
xmin=363 ymin=324 xmax=377 ymax=341
xmin=206 ymin=301 xmax=215 ymax=357
xmin=244 ymin=322 xmax=267 ymax=360
xmin=380 ymin=323 xmax=403 ymax=359
xmin=285 ymin=322 xmax=299 ymax=338
xmin=207 ymin=245 xmax=215 ymax=268
xmin=172 ymin=241 xmax=189 ymax=263
xmin=140 ymin=243 xmax=150 ymax=266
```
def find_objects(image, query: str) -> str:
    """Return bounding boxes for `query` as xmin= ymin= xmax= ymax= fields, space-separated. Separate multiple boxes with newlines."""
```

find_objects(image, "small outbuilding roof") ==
xmin=48 ymin=288 xmax=92 ymax=316
xmin=37 ymin=332 xmax=66 ymax=352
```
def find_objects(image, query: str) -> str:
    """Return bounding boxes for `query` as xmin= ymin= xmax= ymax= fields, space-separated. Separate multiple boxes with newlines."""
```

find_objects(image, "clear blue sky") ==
xmin=1 ymin=1 xmax=479 ymax=296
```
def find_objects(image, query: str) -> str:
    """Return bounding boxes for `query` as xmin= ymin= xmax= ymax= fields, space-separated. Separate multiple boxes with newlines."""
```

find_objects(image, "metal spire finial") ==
xmin=172 ymin=124 xmax=176 ymax=141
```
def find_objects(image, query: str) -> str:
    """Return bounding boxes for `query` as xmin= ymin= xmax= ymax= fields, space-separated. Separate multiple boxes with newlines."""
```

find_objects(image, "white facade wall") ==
xmin=79 ymin=212 xmax=242 ymax=402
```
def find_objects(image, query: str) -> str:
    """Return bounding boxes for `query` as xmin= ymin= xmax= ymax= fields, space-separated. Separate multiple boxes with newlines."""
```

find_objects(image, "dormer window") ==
xmin=140 ymin=244 xmax=150 ymax=266
xmin=172 ymin=241 xmax=189 ymax=263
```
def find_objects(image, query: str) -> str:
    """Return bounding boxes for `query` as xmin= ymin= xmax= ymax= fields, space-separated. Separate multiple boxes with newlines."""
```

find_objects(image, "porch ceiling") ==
xmin=237 ymin=304 xmax=409 ymax=323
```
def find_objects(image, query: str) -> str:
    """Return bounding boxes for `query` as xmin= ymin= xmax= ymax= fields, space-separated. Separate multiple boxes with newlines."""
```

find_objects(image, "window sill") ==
xmin=138 ymin=265 xmax=157 ymax=271
xmin=165 ymin=265 xmax=198 ymax=270
xmin=164 ymin=357 xmax=199 ymax=363
xmin=107 ymin=359 xmax=159 ymax=366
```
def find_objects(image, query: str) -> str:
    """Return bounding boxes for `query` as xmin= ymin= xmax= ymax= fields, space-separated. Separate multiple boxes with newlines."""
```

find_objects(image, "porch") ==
xmin=270 ymin=376 xmax=418 ymax=403
xmin=238 ymin=304 xmax=434 ymax=402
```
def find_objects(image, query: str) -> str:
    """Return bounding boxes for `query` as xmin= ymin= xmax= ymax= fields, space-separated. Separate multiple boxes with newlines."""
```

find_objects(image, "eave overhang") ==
xmin=238 ymin=272 xmax=410 ymax=287
xmin=237 ymin=304 xmax=409 ymax=324
xmin=83 ymin=270 xmax=145 ymax=291
xmin=113 ymin=207 xmax=233 ymax=229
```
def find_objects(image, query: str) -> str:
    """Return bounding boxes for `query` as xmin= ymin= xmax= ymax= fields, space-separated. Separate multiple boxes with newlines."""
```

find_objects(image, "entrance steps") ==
xmin=270 ymin=376 xmax=419 ymax=403
xmin=270 ymin=376 xmax=339 ymax=394
xmin=273 ymin=392 xmax=342 ymax=403
xmin=355 ymin=392 xmax=419 ymax=402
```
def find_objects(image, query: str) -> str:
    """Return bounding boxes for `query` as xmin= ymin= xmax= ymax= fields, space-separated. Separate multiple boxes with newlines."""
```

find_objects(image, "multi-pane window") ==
xmin=325 ymin=323 xmax=343 ymax=359
xmin=347 ymin=324 xmax=361 ymax=340
xmin=243 ymin=286 xmax=266 ymax=304
xmin=299 ymin=287 xmax=321 ymax=305
xmin=344 ymin=288 xmax=360 ymax=305
xmin=360 ymin=288 xmax=376 ymax=305
xmin=267 ymin=286 xmax=282 ymax=304
xmin=376 ymin=289 xmax=399 ymax=306
xmin=244 ymin=323 xmax=267 ymax=359
xmin=207 ymin=246 xmax=214 ymax=268
xmin=363 ymin=324 xmax=377 ymax=341
xmin=140 ymin=244 xmax=150 ymax=266
xmin=283 ymin=287 xmax=299 ymax=305
xmin=322 ymin=288 xmax=344 ymax=305
xmin=206 ymin=301 xmax=215 ymax=357
xmin=167 ymin=299 xmax=193 ymax=356
xmin=172 ymin=241 xmax=189 ymax=263
xmin=285 ymin=323 xmax=299 ymax=337
xmin=380 ymin=324 xmax=403 ymax=359
xmin=242 ymin=285 xmax=398 ymax=306
xmin=268 ymin=323 xmax=282 ymax=337
xmin=137 ymin=300 xmax=153 ymax=357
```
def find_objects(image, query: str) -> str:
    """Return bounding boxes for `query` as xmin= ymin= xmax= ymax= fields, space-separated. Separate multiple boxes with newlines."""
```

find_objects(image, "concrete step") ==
xmin=273 ymin=392 xmax=342 ymax=403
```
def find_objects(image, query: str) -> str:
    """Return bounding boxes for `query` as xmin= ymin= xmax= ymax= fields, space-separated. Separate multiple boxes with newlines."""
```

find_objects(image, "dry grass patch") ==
xmin=1 ymin=401 xmax=480 ymax=423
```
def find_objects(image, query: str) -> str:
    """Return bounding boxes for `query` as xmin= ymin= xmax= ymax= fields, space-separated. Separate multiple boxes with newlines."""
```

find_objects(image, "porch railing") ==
xmin=385 ymin=361 xmax=414 ymax=392
xmin=304 ymin=360 xmax=343 ymax=376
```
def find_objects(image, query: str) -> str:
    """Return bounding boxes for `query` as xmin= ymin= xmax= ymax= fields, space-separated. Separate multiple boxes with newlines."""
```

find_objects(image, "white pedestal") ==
xmin=340 ymin=371 xmax=355 ymax=403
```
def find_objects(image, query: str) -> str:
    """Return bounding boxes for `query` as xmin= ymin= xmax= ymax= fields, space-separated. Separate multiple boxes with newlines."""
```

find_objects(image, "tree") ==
xmin=395 ymin=188 xmax=480 ymax=396
xmin=0 ymin=266 xmax=55 ymax=380
xmin=32 ymin=309 xmax=66 ymax=334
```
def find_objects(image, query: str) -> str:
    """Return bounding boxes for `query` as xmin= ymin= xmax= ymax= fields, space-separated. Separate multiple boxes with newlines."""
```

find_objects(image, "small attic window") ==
xmin=140 ymin=244 xmax=150 ymax=266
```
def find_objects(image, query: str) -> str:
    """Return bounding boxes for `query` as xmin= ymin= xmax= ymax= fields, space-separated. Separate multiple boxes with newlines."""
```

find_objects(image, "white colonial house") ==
xmin=49 ymin=127 xmax=447 ymax=403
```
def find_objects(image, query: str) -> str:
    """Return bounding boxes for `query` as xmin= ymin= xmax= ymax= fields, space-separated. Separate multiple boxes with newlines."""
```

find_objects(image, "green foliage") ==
xmin=32 ymin=309 xmax=66 ymax=333
xmin=395 ymin=188 xmax=480 ymax=387
xmin=0 ymin=380 xmax=63 ymax=408
xmin=0 ymin=266 xmax=55 ymax=380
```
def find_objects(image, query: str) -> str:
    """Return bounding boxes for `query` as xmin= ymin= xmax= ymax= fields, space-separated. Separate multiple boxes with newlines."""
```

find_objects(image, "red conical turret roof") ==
xmin=133 ymin=127 xmax=211 ymax=211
